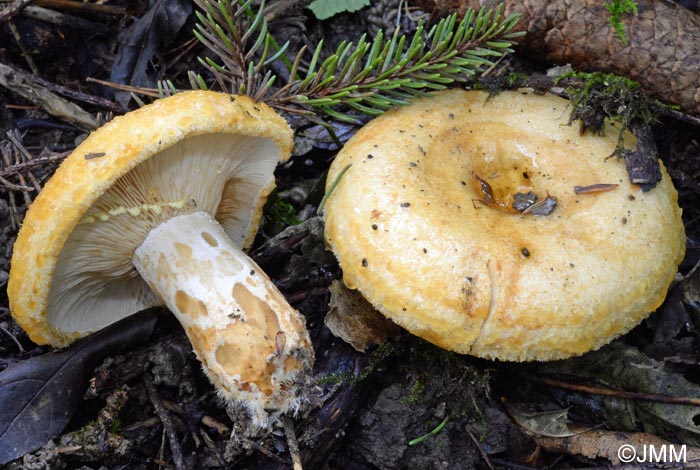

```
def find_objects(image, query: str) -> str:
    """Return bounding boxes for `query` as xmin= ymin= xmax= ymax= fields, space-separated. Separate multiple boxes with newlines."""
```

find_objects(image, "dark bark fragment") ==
xmin=622 ymin=120 xmax=662 ymax=190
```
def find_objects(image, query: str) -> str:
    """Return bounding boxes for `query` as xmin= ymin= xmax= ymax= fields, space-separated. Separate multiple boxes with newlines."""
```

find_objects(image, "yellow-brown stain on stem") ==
xmin=201 ymin=231 xmax=219 ymax=247
xmin=174 ymin=241 xmax=193 ymax=258
xmin=285 ymin=355 xmax=301 ymax=373
xmin=173 ymin=241 xmax=195 ymax=273
xmin=186 ymin=325 xmax=216 ymax=367
xmin=265 ymin=284 xmax=309 ymax=337
xmin=175 ymin=290 xmax=208 ymax=319
xmin=213 ymin=283 xmax=284 ymax=396
xmin=233 ymin=283 xmax=280 ymax=341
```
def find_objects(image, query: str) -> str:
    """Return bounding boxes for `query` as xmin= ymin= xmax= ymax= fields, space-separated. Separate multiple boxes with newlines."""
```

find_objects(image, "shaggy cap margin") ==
xmin=9 ymin=91 xmax=293 ymax=346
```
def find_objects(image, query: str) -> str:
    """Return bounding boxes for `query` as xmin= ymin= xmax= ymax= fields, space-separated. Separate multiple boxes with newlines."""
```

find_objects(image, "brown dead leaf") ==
xmin=535 ymin=426 xmax=700 ymax=465
xmin=503 ymin=401 xmax=575 ymax=438
xmin=324 ymin=280 xmax=401 ymax=352
xmin=539 ymin=342 xmax=700 ymax=446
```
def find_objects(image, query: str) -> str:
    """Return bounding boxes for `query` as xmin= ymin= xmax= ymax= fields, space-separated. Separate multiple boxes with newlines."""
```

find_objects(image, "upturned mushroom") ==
xmin=323 ymin=89 xmax=686 ymax=361
xmin=8 ymin=91 xmax=313 ymax=425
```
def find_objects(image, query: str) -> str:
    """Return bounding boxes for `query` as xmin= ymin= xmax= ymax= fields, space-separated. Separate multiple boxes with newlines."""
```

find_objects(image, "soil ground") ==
xmin=2 ymin=1 xmax=700 ymax=469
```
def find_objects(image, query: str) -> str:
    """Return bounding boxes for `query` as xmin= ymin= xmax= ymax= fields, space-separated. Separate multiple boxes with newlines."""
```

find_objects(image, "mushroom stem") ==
xmin=132 ymin=211 xmax=313 ymax=426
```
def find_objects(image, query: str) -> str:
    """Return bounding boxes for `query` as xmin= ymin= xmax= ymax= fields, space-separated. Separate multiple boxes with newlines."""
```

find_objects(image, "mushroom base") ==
xmin=133 ymin=211 xmax=313 ymax=426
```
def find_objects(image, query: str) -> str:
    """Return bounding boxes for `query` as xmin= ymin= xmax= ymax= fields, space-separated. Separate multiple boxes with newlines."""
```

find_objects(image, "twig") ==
xmin=5 ymin=129 xmax=33 ymax=160
xmin=0 ymin=151 xmax=69 ymax=177
xmin=5 ymin=129 xmax=49 ymax=193
xmin=16 ymin=171 xmax=32 ymax=207
xmin=0 ymin=324 xmax=25 ymax=353
xmin=466 ymin=428 xmax=495 ymax=470
xmin=54 ymin=445 xmax=84 ymax=454
xmin=21 ymin=5 xmax=111 ymax=33
xmin=30 ymin=0 xmax=125 ymax=16
xmin=1 ymin=131 xmax=41 ymax=227
xmin=121 ymin=416 xmax=162 ymax=432
xmin=5 ymin=104 xmax=38 ymax=110
xmin=0 ymin=62 xmax=97 ymax=129
xmin=201 ymin=415 xmax=230 ymax=435
xmin=0 ymin=174 xmax=33 ymax=191
xmin=539 ymin=376 xmax=700 ymax=406
xmin=24 ymin=169 xmax=41 ymax=191
xmin=143 ymin=375 xmax=186 ymax=470
xmin=7 ymin=19 xmax=39 ymax=75
xmin=661 ymin=106 xmax=700 ymax=128
xmin=283 ymin=416 xmax=303 ymax=470
xmin=286 ymin=287 xmax=330 ymax=304
xmin=0 ymin=0 xmax=33 ymax=25
xmin=480 ymin=52 xmax=507 ymax=79
xmin=165 ymin=38 xmax=199 ymax=71
xmin=86 ymin=77 xmax=162 ymax=98
xmin=8 ymin=66 xmax=123 ymax=112
xmin=0 ymin=143 xmax=20 ymax=228
xmin=240 ymin=436 xmax=287 ymax=464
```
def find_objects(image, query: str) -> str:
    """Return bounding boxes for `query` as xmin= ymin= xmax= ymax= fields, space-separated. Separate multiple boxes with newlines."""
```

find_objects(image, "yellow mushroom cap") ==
xmin=323 ymin=89 xmax=686 ymax=361
xmin=9 ymin=91 xmax=293 ymax=346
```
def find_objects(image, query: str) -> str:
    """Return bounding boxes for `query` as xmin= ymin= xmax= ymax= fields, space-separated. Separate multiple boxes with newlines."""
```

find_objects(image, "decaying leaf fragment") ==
xmin=538 ymin=342 xmax=700 ymax=447
xmin=0 ymin=311 xmax=157 ymax=465
xmin=534 ymin=426 xmax=700 ymax=465
xmin=110 ymin=0 xmax=192 ymax=107
xmin=325 ymin=280 xmax=401 ymax=352
xmin=502 ymin=401 xmax=575 ymax=438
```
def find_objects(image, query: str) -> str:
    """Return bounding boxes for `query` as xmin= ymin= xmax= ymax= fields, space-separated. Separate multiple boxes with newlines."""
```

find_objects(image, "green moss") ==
xmin=507 ymin=72 xmax=531 ymax=88
xmin=317 ymin=370 xmax=357 ymax=386
xmin=262 ymin=192 xmax=301 ymax=236
xmin=401 ymin=379 xmax=425 ymax=405
xmin=556 ymin=70 xmax=662 ymax=156
xmin=604 ymin=0 xmax=638 ymax=45
xmin=109 ymin=418 xmax=123 ymax=434
xmin=358 ymin=342 xmax=395 ymax=381
xmin=317 ymin=340 xmax=397 ymax=386
xmin=396 ymin=341 xmax=495 ymax=423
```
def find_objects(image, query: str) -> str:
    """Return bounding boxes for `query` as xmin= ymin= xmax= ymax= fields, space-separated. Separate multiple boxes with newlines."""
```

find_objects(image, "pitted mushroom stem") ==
xmin=133 ymin=211 xmax=313 ymax=426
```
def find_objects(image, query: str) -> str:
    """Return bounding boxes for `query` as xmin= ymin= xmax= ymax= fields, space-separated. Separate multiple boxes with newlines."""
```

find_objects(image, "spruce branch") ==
xmin=192 ymin=1 xmax=522 ymax=122
xmin=267 ymin=5 xmax=522 ymax=122
xmin=192 ymin=0 xmax=288 ymax=100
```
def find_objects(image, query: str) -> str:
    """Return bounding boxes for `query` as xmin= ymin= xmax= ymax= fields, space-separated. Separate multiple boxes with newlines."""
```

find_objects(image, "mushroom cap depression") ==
xmin=323 ymin=89 xmax=686 ymax=361
xmin=9 ymin=91 xmax=293 ymax=346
